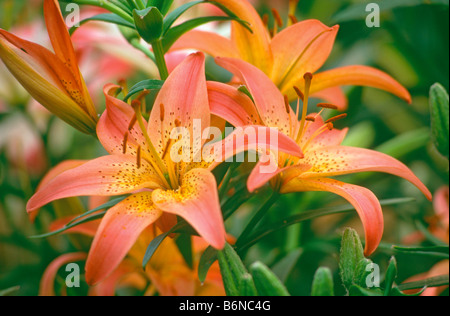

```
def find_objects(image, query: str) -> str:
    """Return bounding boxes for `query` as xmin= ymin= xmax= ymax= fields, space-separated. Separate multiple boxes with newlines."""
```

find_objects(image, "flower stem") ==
xmin=70 ymin=0 xmax=134 ymax=24
xmin=152 ymin=39 xmax=169 ymax=80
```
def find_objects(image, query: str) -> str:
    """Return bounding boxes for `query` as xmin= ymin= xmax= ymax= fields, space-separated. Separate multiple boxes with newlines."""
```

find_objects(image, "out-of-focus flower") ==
xmin=210 ymin=57 xmax=431 ymax=255
xmin=26 ymin=52 xmax=301 ymax=285
xmin=0 ymin=0 xmax=97 ymax=134
xmin=171 ymin=0 xmax=411 ymax=109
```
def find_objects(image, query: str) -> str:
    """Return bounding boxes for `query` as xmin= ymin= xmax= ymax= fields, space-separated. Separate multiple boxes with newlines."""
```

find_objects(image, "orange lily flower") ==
xmin=211 ymin=57 xmax=432 ymax=256
xmin=171 ymin=0 xmax=411 ymax=109
xmin=26 ymin=52 xmax=302 ymax=285
xmin=0 ymin=0 xmax=97 ymax=134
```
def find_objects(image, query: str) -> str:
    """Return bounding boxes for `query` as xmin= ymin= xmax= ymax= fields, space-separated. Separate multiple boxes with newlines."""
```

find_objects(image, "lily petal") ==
xmin=26 ymin=155 xmax=164 ymax=213
xmin=97 ymin=84 xmax=149 ymax=157
xmin=171 ymin=30 xmax=239 ymax=59
xmin=271 ymin=20 xmax=339 ymax=89
xmin=152 ymin=168 xmax=226 ymax=250
xmin=148 ymin=52 xmax=210 ymax=155
xmin=216 ymin=57 xmax=291 ymax=136
xmin=310 ymin=65 xmax=412 ymax=104
xmin=299 ymin=146 xmax=432 ymax=200
xmin=85 ymin=192 xmax=162 ymax=285
xmin=281 ymin=177 xmax=383 ymax=255
xmin=207 ymin=81 xmax=262 ymax=127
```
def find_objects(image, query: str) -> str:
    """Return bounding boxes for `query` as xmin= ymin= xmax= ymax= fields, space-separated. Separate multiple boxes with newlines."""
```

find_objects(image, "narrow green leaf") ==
xmin=349 ymin=285 xmax=383 ymax=297
xmin=175 ymin=234 xmax=193 ymax=269
xmin=66 ymin=196 xmax=128 ymax=226
xmin=124 ymin=79 xmax=164 ymax=101
xmin=198 ymin=246 xmax=218 ymax=283
xmin=339 ymin=228 xmax=365 ymax=290
xmin=250 ymin=262 xmax=290 ymax=296
xmin=0 ymin=286 xmax=20 ymax=296
xmin=393 ymin=245 xmax=449 ymax=259
xmin=237 ymin=85 xmax=255 ymax=103
xmin=133 ymin=7 xmax=164 ymax=43
xmin=429 ymin=83 xmax=449 ymax=159
xmin=29 ymin=212 xmax=106 ymax=239
xmin=384 ymin=257 xmax=398 ymax=296
xmin=397 ymin=275 xmax=449 ymax=291
xmin=375 ymin=128 xmax=430 ymax=159
xmin=142 ymin=231 xmax=170 ymax=269
xmin=163 ymin=0 xmax=203 ymax=34
xmin=147 ymin=0 xmax=173 ymax=15
xmin=69 ymin=13 xmax=135 ymax=35
xmin=311 ymin=267 xmax=334 ymax=296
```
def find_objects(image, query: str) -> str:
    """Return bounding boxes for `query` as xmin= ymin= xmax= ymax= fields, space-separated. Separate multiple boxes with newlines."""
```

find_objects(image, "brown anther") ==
xmin=327 ymin=122 xmax=334 ymax=130
xmin=271 ymin=8 xmax=284 ymax=28
xmin=284 ymin=95 xmax=291 ymax=114
xmin=325 ymin=113 xmax=348 ymax=123
xmin=317 ymin=103 xmax=339 ymax=110
xmin=293 ymin=86 xmax=304 ymax=101
xmin=135 ymin=89 xmax=150 ymax=101
xmin=136 ymin=145 xmax=142 ymax=169
xmin=305 ymin=115 xmax=316 ymax=122
xmin=303 ymin=72 xmax=313 ymax=81
xmin=131 ymin=99 xmax=141 ymax=111
xmin=289 ymin=14 xmax=298 ymax=25
xmin=122 ymin=132 xmax=129 ymax=154
xmin=160 ymin=103 xmax=165 ymax=122
xmin=175 ymin=119 xmax=182 ymax=127
xmin=128 ymin=113 xmax=137 ymax=130
xmin=262 ymin=14 xmax=269 ymax=28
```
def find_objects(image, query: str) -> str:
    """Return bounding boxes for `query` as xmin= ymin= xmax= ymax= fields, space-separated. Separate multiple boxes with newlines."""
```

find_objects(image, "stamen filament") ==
xmin=295 ymin=73 xmax=313 ymax=144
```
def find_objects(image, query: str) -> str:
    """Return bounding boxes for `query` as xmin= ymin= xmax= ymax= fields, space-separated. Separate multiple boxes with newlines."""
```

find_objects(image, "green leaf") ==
xmin=162 ymin=16 xmax=251 ymax=52
xmin=124 ymin=79 xmax=164 ymax=101
xmin=311 ymin=267 xmax=334 ymax=296
xmin=349 ymin=285 xmax=383 ymax=297
xmin=142 ymin=231 xmax=170 ymax=269
xmin=239 ymin=198 xmax=416 ymax=251
xmin=237 ymin=85 xmax=255 ymax=103
xmin=0 ymin=286 xmax=20 ymax=296
xmin=393 ymin=245 xmax=449 ymax=259
xmin=384 ymin=257 xmax=398 ymax=296
xmin=163 ymin=0 xmax=203 ymax=35
xmin=250 ymin=262 xmax=290 ymax=296
xmin=175 ymin=234 xmax=193 ymax=269
xmin=375 ymin=128 xmax=430 ymax=159
xmin=397 ymin=275 xmax=449 ymax=291
xmin=69 ymin=13 xmax=135 ymax=35
xmin=66 ymin=196 xmax=128 ymax=226
xmin=133 ymin=7 xmax=164 ymax=43
xmin=29 ymin=211 xmax=106 ymax=239
xmin=147 ymin=0 xmax=174 ymax=15
xmin=198 ymin=246 xmax=218 ymax=283
xmin=339 ymin=228 xmax=365 ymax=290
xmin=429 ymin=83 xmax=449 ymax=159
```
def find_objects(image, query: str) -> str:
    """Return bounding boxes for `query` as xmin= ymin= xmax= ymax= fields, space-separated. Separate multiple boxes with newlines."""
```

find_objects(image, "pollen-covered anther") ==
xmin=284 ymin=95 xmax=291 ymax=114
xmin=327 ymin=122 xmax=334 ymax=130
xmin=303 ymin=72 xmax=313 ymax=82
xmin=122 ymin=132 xmax=129 ymax=154
xmin=325 ymin=113 xmax=348 ymax=124
xmin=271 ymin=8 xmax=284 ymax=28
xmin=305 ymin=115 xmax=316 ymax=122
xmin=131 ymin=100 xmax=141 ymax=112
xmin=128 ymin=113 xmax=137 ymax=130
xmin=293 ymin=86 xmax=304 ymax=101
xmin=317 ymin=103 xmax=339 ymax=110
xmin=262 ymin=14 xmax=269 ymax=28
xmin=160 ymin=103 xmax=165 ymax=122
xmin=289 ymin=14 xmax=298 ymax=25
xmin=136 ymin=145 xmax=142 ymax=169
xmin=135 ymin=89 xmax=150 ymax=102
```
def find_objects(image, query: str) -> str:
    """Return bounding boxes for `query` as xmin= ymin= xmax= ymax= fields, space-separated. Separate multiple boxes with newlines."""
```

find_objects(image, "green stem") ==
xmin=70 ymin=0 xmax=134 ymax=24
xmin=236 ymin=191 xmax=279 ymax=247
xmin=130 ymin=38 xmax=156 ymax=62
xmin=152 ymin=39 xmax=169 ymax=80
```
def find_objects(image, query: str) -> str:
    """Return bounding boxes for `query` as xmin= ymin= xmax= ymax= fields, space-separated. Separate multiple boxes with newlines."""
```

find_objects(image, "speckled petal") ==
xmin=26 ymin=155 xmax=164 ymax=213
xmin=85 ymin=192 xmax=162 ymax=285
xmin=299 ymin=146 xmax=432 ymax=200
xmin=152 ymin=168 xmax=225 ymax=249
xmin=281 ymin=177 xmax=383 ymax=256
